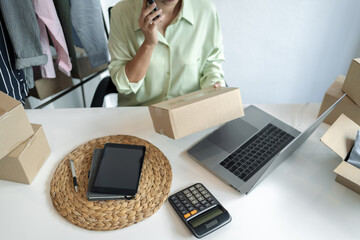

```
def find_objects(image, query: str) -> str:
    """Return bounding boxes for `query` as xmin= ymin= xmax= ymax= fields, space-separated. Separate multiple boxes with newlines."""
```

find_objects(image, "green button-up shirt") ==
xmin=108 ymin=0 xmax=225 ymax=106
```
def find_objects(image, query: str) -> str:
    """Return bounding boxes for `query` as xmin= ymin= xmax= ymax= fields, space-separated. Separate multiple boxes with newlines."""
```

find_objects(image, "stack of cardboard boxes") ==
xmin=0 ymin=92 xmax=50 ymax=184
xmin=318 ymin=58 xmax=360 ymax=125
xmin=319 ymin=58 xmax=360 ymax=194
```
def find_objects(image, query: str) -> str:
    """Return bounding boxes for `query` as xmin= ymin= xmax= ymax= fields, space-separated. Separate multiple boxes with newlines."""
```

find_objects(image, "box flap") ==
xmin=0 ymin=91 xmax=20 ymax=113
xmin=354 ymin=58 xmax=360 ymax=65
xmin=6 ymin=124 xmax=41 ymax=158
xmin=334 ymin=161 xmax=360 ymax=187
xmin=321 ymin=114 xmax=360 ymax=160
xmin=151 ymin=87 xmax=239 ymax=110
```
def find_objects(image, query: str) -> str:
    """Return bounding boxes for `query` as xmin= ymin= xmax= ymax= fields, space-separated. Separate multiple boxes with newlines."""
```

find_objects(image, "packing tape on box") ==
xmin=161 ymin=90 xmax=212 ymax=108
xmin=0 ymin=111 xmax=9 ymax=120
xmin=0 ymin=107 xmax=6 ymax=117
xmin=25 ymin=132 xmax=38 ymax=149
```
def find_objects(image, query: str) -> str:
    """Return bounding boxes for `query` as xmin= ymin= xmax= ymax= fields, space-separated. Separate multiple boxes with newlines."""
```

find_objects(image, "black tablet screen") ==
xmin=92 ymin=143 xmax=145 ymax=195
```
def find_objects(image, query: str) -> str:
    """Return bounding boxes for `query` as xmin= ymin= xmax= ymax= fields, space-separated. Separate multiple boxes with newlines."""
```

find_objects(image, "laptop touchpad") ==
xmin=208 ymin=118 xmax=258 ymax=153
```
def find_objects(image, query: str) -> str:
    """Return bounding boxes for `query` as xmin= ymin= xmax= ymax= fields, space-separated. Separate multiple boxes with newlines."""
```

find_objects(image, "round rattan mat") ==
xmin=50 ymin=135 xmax=172 ymax=231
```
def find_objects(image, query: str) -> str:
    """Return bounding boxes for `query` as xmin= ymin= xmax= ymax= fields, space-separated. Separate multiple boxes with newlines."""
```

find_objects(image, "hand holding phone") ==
xmin=146 ymin=0 xmax=161 ymax=20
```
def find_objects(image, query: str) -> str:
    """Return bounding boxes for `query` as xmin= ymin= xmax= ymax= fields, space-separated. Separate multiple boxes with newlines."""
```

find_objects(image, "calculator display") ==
xmin=189 ymin=207 xmax=223 ymax=228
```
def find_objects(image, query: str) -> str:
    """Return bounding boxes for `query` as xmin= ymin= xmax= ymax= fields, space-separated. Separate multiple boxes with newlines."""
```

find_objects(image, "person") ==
xmin=108 ymin=0 xmax=225 ymax=106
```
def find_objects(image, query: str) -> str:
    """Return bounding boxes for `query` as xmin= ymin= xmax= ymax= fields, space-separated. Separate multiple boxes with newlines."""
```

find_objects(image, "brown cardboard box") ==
xmin=321 ymin=114 xmax=360 ymax=194
xmin=29 ymin=63 xmax=74 ymax=100
xmin=0 ymin=124 xmax=51 ymax=184
xmin=342 ymin=58 xmax=360 ymax=106
xmin=318 ymin=75 xmax=360 ymax=126
xmin=0 ymin=92 xmax=34 ymax=159
xmin=148 ymin=87 xmax=244 ymax=139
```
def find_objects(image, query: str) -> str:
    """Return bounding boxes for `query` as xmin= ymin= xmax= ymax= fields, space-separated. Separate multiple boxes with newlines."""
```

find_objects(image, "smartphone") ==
xmin=146 ymin=0 xmax=160 ymax=20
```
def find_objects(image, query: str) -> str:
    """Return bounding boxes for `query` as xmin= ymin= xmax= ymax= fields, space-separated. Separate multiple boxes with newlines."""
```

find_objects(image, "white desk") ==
xmin=1 ymin=104 xmax=360 ymax=240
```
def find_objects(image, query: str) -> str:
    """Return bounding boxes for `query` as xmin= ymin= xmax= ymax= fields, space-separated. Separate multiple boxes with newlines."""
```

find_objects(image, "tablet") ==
xmin=92 ymin=143 xmax=146 ymax=195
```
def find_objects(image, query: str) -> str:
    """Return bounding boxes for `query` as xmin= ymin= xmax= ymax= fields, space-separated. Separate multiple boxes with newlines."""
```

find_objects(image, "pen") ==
xmin=69 ymin=159 xmax=78 ymax=192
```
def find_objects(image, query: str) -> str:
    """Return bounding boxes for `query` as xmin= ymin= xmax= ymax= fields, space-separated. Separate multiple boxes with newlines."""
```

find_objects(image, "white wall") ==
xmin=212 ymin=0 xmax=360 ymax=104
xmin=102 ymin=0 xmax=360 ymax=104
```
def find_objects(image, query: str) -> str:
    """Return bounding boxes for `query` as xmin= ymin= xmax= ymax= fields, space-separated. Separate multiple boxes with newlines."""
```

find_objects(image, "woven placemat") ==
xmin=50 ymin=135 xmax=172 ymax=231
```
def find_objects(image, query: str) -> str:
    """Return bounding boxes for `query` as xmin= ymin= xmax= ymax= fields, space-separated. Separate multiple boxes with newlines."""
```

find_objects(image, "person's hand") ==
xmin=139 ymin=0 xmax=164 ymax=47
xmin=213 ymin=81 xmax=222 ymax=88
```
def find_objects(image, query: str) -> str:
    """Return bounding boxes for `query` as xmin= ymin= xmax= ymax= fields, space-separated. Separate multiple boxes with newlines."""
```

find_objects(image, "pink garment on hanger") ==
xmin=32 ymin=0 xmax=72 ymax=78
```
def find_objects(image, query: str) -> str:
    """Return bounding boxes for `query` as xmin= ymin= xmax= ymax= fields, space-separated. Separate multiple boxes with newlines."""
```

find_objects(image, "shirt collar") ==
xmin=134 ymin=0 xmax=194 ymax=32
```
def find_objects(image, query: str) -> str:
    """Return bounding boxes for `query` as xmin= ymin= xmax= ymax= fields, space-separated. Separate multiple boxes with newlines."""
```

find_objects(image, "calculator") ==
xmin=168 ymin=183 xmax=231 ymax=238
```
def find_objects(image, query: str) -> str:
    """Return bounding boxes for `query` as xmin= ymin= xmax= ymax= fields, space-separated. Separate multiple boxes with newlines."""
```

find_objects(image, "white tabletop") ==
xmin=1 ymin=104 xmax=360 ymax=240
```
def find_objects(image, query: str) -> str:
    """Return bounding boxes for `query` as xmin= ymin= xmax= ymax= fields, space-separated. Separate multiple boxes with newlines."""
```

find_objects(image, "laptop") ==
xmin=187 ymin=94 xmax=346 ymax=194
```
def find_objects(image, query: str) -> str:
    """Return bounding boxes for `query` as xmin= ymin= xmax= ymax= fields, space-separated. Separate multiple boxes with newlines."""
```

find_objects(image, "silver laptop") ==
xmin=187 ymin=94 xmax=346 ymax=194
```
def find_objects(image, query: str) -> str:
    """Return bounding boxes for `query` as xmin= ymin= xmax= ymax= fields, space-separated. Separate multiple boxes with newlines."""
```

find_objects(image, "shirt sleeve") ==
xmin=108 ymin=9 xmax=144 ymax=95
xmin=199 ymin=11 xmax=226 ymax=89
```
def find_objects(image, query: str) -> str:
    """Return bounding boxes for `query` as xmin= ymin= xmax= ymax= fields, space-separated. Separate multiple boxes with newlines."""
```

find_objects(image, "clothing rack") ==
xmin=33 ymin=11 xmax=110 ymax=109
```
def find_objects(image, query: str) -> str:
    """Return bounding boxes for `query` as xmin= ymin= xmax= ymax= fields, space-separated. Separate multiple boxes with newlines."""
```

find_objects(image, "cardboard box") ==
xmin=0 ymin=124 xmax=51 ymax=184
xmin=318 ymin=75 xmax=360 ymax=126
xmin=321 ymin=114 xmax=360 ymax=194
xmin=0 ymin=92 xmax=34 ymax=159
xmin=148 ymin=87 xmax=244 ymax=139
xmin=343 ymin=58 xmax=360 ymax=106
xmin=29 ymin=63 xmax=74 ymax=100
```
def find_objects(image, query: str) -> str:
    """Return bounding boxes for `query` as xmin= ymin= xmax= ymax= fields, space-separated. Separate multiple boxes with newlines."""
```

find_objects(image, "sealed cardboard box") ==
xmin=318 ymin=75 xmax=360 ymax=126
xmin=148 ymin=87 xmax=244 ymax=139
xmin=0 ymin=124 xmax=51 ymax=184
xmin=342 ymin=58 xmax=360 ymax=106
xmin=321 ymin=114 xmax=360 ymax=194
xmin=0 ymin=92 xmax=34 ymax=159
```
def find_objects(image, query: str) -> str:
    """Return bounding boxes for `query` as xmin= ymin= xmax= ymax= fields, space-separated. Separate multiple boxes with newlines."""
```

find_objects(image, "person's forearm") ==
xmin=125 ymin=42 xmax=156 ymax=83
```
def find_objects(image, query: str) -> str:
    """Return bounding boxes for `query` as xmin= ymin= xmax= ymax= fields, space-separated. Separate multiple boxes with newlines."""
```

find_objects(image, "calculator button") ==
xmin=194 ymin=203 xmax=201 ymax=208
xmin=199 ymin=206 xmax=205 ymax=211
xmin=195 ymin=193 xmax=201 ymax=198
xmin=184 ymin=213 xmax=191 ymax=219
xmin=190 ymin=210 xmax=197 ymax=215
xmin=185 ymin=203 xmax=191 ymax=208
xmin=203 ymin=193 xmax=211 ymax=198
xmin=198 ymin=196 xmax=204 ymax=201
xmin=189 ymin=186 xmax=196 ymax=191
xmin=191 ymin=200 xmax=198 ymax=205
xmin=201 ymin=190 xmax=207 ymax=195
xmin=176 ymin=203 xmax=182 ymax=207
xmin=195 ymin=184 xmax=202 ymax=188
xmin=186 ymin=193 xmax=193 ymax=198
xmin=204 ymin=203 xmax=211 ymax=208
xmin=181 ymin=210 xmax=188 ymax=215
xmin=198 ymin=187 xmax=204 ymax=191
xmin=187 ymin=206 xmax=195 ymax=212
xmin=177 ymin=194 xmax=186 ymax=201
xmin=206 ymin=197 xmax=213 ymax=201
xmin=182 ymin=200 xmax=188 ymax=204
xmin=183 ymin=189 xmax=190 ymax=194
xmin=192 ymin=190 xmax=199 ymax=194
xmin=170 ymin=195 xmax=177 ymax=200
xmin=178 ymin=206 xmax=185 ymax=211
xmin=210 ymin=200 xmax=216 ymax=205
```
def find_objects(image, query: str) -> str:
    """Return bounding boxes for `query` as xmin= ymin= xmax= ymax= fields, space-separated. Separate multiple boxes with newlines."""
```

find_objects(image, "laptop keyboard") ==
xmin=220 ymin=123 xmax=295 ymax=182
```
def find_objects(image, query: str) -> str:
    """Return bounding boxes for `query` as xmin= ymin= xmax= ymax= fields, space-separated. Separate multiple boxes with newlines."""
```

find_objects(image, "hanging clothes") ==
xmin=53 ymin=0 xmax=79 ymax=75
xmin=70 ymin=0 xmax=109 ymax=68
xmin=0 ymin=16 xmax=27 ymax=105
xmin=32 ymin=0 xmax=72 ymax=79
xmin=0 ymin=0 xmax=48 ymax=89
